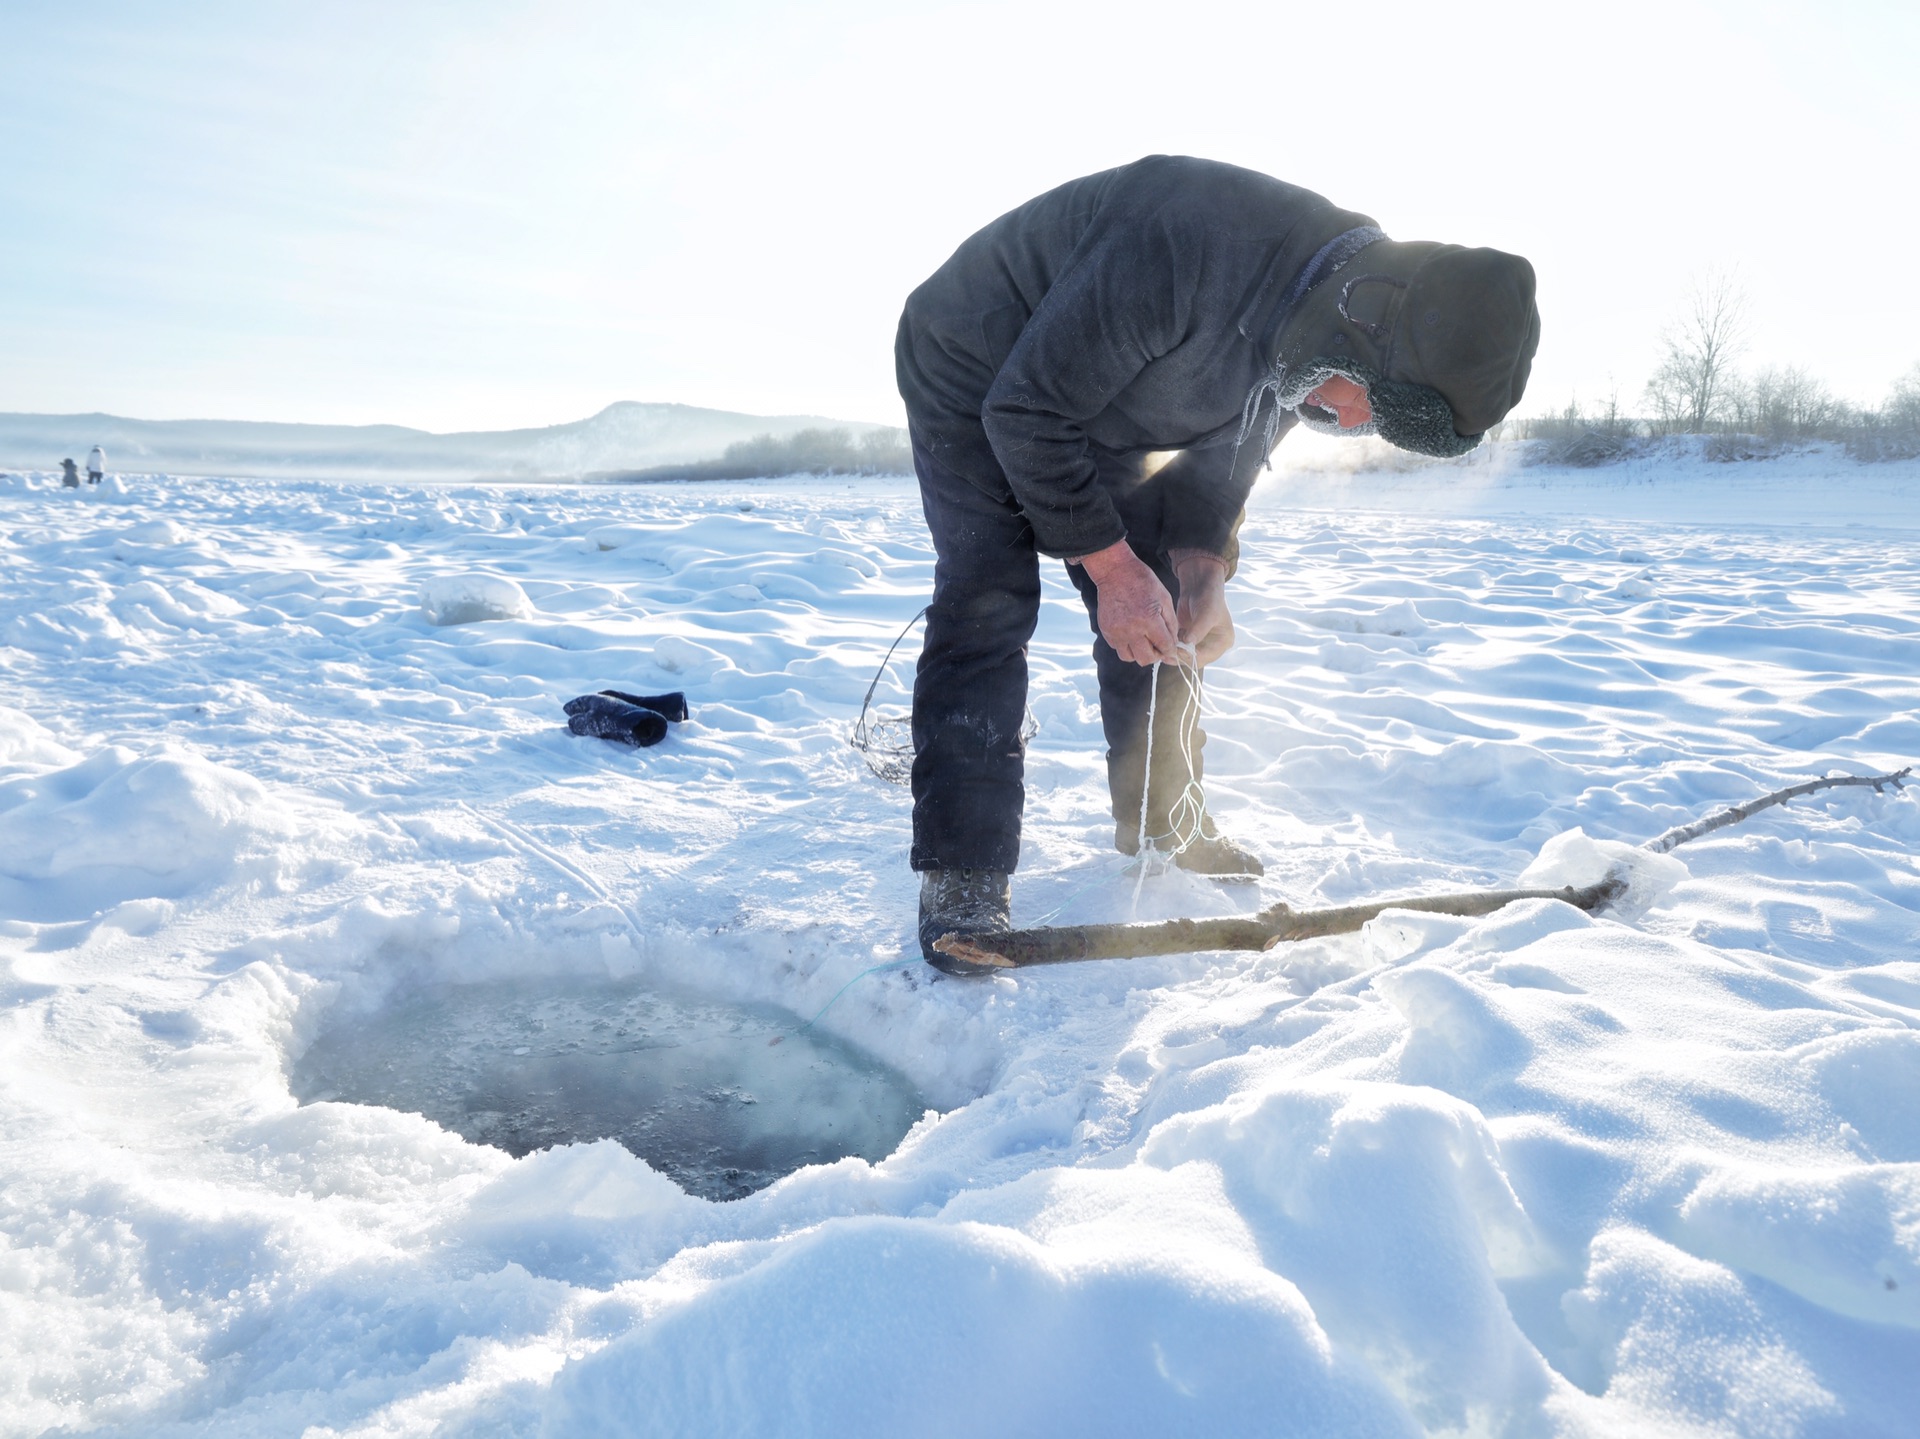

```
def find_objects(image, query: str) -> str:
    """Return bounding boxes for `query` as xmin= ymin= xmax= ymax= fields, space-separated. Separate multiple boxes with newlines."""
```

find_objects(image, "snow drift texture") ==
xmin=1 ymin=451 xmax=1918 ymax=1436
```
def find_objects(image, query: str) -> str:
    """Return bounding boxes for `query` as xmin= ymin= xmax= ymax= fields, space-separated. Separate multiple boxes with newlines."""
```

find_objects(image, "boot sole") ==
xmin=924 ymin=950 xmax=1001 ymax=978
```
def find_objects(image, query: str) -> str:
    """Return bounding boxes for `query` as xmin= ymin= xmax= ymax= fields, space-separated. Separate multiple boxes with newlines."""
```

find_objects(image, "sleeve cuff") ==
xmin=1025 ymin=505 xmax=1128 ymax=561
xmin=1158 ymin=503 xmax=1238 ymax=556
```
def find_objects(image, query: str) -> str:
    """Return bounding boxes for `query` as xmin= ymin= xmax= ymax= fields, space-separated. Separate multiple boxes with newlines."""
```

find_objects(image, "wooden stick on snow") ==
xmin=1640 ymin=766 xmax=1910 ymax=853
xmin=933 ymin=765 xmax=1912 ymax=971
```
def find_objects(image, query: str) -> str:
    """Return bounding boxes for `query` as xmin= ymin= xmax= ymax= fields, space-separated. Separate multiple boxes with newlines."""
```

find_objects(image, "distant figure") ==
xmin=87 ymin=444 xmax=106 ymax=484
xmin=61 ymin=457 xmax=80 ymax=487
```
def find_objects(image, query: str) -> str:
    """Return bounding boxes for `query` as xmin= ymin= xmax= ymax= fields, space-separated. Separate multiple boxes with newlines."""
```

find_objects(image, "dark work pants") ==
xmin=909 ymin=430 xmax=1206 ymax=873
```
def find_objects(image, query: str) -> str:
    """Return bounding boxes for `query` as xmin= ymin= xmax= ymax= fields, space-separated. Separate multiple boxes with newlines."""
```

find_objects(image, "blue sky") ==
xmin=2 ymin=0 xmax=1915 ymax=431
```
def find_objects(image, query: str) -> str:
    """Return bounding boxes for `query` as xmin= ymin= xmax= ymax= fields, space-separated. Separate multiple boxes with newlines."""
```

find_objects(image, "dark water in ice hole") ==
xmin=290 ymin=976 xmax=926 ymax=1201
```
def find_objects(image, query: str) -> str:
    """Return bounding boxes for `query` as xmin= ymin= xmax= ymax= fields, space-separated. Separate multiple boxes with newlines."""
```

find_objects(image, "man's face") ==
xmin=1304 ymin=374 xmax=1373 ymax=429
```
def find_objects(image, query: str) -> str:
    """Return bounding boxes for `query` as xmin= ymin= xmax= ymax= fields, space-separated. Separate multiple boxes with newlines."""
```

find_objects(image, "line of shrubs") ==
xmin=1513 ymin=364 xmax=1920 ymax=467
xmin=611 ymin=426 xmax=912 ymax=482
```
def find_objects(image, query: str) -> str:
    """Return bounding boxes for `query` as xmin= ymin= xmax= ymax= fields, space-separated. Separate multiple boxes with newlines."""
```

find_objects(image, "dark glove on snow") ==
xmin=563 ymin=689 xmax=690 ymax=723
xmin=599 ymin=688 xmax=689 ymax=723
xmin=565 ymin=694 xmax=669 ymax=748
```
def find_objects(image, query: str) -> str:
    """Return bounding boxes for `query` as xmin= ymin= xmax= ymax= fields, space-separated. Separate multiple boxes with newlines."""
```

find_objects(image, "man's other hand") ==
xmin=1169 ymin=549 xmax=1234 ymax=667
xmin=1073 ymin=539 xmax=1179 ymax=666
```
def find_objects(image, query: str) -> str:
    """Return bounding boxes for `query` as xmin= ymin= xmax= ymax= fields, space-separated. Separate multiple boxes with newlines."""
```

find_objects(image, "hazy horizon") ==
xmin=0 ymin=396 xmax=894 ymax=436
xmin=4 ymin=0 xmax=1916 ymax=433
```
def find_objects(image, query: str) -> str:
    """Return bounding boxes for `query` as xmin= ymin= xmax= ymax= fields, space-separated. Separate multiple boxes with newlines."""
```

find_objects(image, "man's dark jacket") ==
xmin=896 ymin=155 xmax=1375 ymax=561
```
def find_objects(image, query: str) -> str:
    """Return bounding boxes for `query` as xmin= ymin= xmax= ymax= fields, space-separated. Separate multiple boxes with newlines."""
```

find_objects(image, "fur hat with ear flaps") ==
xmin=1272 ymin=239 xmax=1540 ymax=457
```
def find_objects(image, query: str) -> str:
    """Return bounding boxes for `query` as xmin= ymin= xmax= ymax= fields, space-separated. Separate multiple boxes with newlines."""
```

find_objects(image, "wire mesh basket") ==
xmin=849 ymin=607 xmax=1037 ymax=785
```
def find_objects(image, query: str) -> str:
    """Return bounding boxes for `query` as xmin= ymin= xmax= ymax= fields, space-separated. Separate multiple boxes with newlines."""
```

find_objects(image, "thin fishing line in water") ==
xmin=772 ymin=957 xmax=923 ymax=1045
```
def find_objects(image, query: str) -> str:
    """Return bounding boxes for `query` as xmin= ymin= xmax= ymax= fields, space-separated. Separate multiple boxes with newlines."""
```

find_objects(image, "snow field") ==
xmin=0 ymin=463 xmax=1918 ymax=1435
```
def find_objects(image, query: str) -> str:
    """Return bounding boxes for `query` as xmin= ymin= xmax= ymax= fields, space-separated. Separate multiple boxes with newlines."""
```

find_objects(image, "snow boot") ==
xmin=1116 ymin=822 xmax=1265 ymax=879
xmin=918 ymin=868 xmax=1011 ymax=976
xmin=565 ymin=694 xmax=670 ymax=748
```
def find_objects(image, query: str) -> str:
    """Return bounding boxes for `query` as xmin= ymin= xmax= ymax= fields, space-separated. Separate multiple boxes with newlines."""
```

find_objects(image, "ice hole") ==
xmin=291 ymin=975 xmax=925 ymax=1201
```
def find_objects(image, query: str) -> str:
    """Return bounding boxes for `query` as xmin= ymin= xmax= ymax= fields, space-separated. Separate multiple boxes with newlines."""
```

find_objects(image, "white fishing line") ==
xmin=1130 ymin=642 xmax=1209 ymax=914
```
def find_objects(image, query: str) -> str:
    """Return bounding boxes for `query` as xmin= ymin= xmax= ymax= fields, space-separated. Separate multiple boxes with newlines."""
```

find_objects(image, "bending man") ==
xmin=895 ymin=155 xmax=1540 ymax=971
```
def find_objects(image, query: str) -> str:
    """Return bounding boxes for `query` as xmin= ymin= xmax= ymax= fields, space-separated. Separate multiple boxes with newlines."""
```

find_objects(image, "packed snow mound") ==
xmin=0 ymin=743 xmax=292 ymax=880
xmin=1676 ymin=1162 xmax=1920 ymax=1329
xmin=0 ymin=743 xmax=307 ymax=919
xmin=419 ymin=573 xmax=532 ymax=625
xmin=1518 ymin=826 xmax=1688 ymax=921
xmin=1142 ymin=1080 xmax=1556 ymax=1425
xmin=545 ymin=1211 xmax=1420 ymax=1438
xmin=0 ymin=705 xmax=77 ymax=771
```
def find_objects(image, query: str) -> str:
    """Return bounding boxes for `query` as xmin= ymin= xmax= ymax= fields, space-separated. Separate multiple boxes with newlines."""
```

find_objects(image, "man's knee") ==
xmin=931 ymin=582 xmax=1038 ymax=640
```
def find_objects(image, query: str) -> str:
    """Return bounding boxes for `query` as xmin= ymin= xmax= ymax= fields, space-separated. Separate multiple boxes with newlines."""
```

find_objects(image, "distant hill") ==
xmin=0 ymin=401 xmax=903 ymax=481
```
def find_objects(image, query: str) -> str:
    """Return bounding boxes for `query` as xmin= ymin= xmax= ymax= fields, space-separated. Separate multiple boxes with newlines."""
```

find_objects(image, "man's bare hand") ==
xmin=1170 ymin=549 xmax=1234 ymax=667
xmin=1074 ymin=539 xmax=1179 ymax=666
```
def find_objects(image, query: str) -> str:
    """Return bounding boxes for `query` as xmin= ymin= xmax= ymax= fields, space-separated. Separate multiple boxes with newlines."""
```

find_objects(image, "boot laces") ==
xmin=928 ymin=868 xmax=1008 ymax=926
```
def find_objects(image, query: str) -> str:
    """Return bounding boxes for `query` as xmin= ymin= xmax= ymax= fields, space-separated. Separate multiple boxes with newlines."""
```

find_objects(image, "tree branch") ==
xmin=935 ymin=880 xmax=1622 ymax=970
xmin=1640 ymin=766 xmax=1911 ymax=853
xmin=934 ymin=765 xmax=1912 ymax=971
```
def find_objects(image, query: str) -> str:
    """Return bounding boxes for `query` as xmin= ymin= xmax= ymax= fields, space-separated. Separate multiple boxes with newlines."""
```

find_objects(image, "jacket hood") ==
xmin=1272 ymin=238 xmax=1540 ymax=455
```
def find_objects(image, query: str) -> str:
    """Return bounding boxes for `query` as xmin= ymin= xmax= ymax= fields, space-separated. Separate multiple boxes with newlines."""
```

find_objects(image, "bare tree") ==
xmin=1644 ymin=270 xmax=1750 ymax=433
xmin=1888 ymin=362 xmax=1920 ymax=434
xmin=1728 ymin=364 xmax=1841 ymax=439
xmin=857 ymin=427 xmax=912 ymax=472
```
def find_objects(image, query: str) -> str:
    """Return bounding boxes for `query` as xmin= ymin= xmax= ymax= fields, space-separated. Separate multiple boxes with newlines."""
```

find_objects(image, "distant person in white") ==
xmin=87 ymin=445 xmax=106 ymax=484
